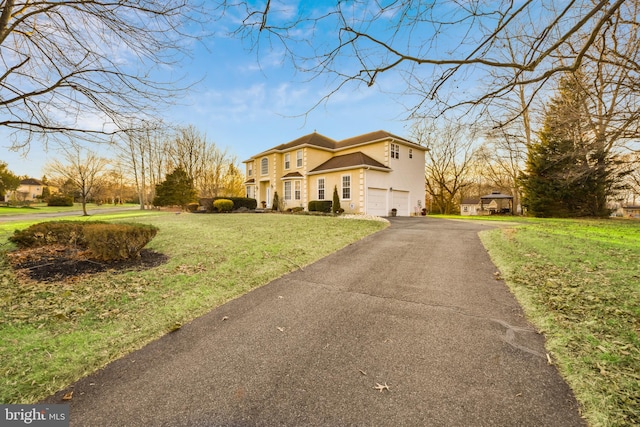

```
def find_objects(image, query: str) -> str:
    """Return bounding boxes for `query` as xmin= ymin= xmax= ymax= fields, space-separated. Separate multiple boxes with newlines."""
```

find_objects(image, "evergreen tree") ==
xmin=332 ymin=185 xmax=341 ymax=214
xmin=153 ymin=167 xmax=198 ymax=209
xmin=522 ymin=72 xmax=624 ymax=217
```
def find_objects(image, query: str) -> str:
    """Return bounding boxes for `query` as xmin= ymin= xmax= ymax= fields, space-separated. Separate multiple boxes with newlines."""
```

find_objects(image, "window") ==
xmin=342 ymin=175 xmax=351 ymax=200
xmin=296 ymin=150 xmax=303 ymax=167
xmin=248 ymin=163 xmax=253 ymax=176
xmin=294 ymin=181 xmax=301 ymax=200
xmin=246 ymin=186 xmax=253 ymax=198
xmin=391 ymin=143 xmax=400 ymax=159
xmin=261 ymin=158 xmax=268 ymax=175
xmin=409 ymin=148 xmax=413 ymax=159
xmin=284 ymin=153 xmax=290 ymax=169
xmin=284 ymin=181 xmax=292 ymax=200
xmin=318 ymin=178 xmax=325 ymax=200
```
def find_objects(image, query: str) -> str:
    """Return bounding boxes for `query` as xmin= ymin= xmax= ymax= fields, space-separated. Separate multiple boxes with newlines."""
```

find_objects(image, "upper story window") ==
xmin=391 ymin=143 xmax=400 ymax=159
xmin=248 ymin=163 xmax=253 ymax=176
xmin=284 ymin=153 xmax=291 ymax=169
xmin=409 ymin=148 xmax=413 ymax=159
xmin=318 ymin=178 xmax=325 ymax=200
xmin=296 ymin=150 xmax=303 ymax=167
xmin=261 ymin=157 xmax=268 ymax=175
xmin=342 ymin=175 xmax=351 ymax=200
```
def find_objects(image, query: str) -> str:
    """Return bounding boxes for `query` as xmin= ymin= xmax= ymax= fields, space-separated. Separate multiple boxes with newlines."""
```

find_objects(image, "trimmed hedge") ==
xmin=200 ymin=197 xmax=257 ymax=212
xmin=9 ymin=221 xmax=90 ymax=248
xmin=47 ymin=196 xmax=74 ymax=207
xmin=83 ymin=223 xmax=158 ymax=260
xmin=9 ymin=221 xmax=159 ymax=261
xmin=213 ymin=199 xmax=234 ymax=213
xmin=308 ymin=200 xmax=332 ymax=213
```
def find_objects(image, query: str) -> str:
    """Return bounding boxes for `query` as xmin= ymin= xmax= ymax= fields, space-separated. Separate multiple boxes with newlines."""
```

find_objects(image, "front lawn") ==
xmin=480 ymin=218 xmax=640 ymax=427
xmin=0 ymin=213 xmax=387 ymax=403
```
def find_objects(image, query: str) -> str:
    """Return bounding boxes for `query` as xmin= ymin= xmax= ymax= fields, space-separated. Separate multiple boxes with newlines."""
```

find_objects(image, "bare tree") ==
xmin=413 ymin=122 xmax=478 ymax=214
xmin=45 ymin=145 xmax=109 ymax=215
xmin=0 ymin=0 xmax=205 ymax=151
xmin=118 ymin=122 xmax=168 ymax=209
xmin=218 ymin=1 xmax=635 ymax=122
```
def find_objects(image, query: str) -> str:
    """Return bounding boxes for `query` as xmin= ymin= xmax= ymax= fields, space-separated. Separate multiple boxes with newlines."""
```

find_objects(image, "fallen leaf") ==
xmin=276 ymin=327 xmax=285 ymax=332
xmin=374 ymin=382 xmax=390 ymax=392
xmin=62 ymin=391 xmax=73 ymax=401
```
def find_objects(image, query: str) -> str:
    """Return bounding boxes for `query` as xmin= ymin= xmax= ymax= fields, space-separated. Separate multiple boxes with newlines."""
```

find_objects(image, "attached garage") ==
xmin=391 ymin=190 xmax=410 ymax=216
xmin=366 ymin=188 xmax=388 ymax=216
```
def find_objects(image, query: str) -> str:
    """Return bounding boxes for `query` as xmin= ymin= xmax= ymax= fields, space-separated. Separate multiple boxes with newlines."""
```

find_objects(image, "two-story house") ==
xmin=4 ymin=178 xmax=44 ymax=203
xmin=243 ymin=130 xmax=426 ymax=216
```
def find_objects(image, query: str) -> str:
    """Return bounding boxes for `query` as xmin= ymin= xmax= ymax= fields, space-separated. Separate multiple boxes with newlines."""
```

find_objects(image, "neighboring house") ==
xmin=460 ymin=192 xmax=514 ymax=215
xmin=621 ymin=205 xmax=640 ymax=218
xmin=4 ymin=178 xmax=44 ymax=202
xmin=460 ymin=198 xmax=481 ymax=216
xmin=243 ymin=130 xmax=427 ymax=216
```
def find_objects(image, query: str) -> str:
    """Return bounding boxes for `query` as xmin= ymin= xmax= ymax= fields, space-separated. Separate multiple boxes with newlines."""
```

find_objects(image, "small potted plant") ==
xmin=391 ymin=208 xmax=397 ymax=217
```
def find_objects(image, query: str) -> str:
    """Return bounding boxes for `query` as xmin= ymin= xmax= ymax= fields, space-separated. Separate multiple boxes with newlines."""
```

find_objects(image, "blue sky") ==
xmin=1 ymin=8 xmax=414 ymax=178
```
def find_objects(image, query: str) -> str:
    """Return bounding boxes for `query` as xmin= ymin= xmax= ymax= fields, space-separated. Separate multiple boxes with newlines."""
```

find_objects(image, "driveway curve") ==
xmin=45 ymin=217 xmax=585 ymax=426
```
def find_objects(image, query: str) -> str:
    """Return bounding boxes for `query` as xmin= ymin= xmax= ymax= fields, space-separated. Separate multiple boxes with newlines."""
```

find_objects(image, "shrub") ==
xmin=200 ymin=197 xmax=257 ymax=212
xmin=213 ymin=199 xmax=234 ymax=213
xmin=47 ymin=196 xmax=74 ymax=207
xmin=9 ymin=221 xmax=96 ymax=248
xmin=8 ymin=221 xmax=158 ymax=261
xmin=332 ymin=185 xmax=341 ymax=214
xmin=83 ymin=223 xmax=158 ymax=260
xmin=308 ymin=200 xmax=332 ymax=213
xmin=186 ymin=202 xmax=200 ymax=212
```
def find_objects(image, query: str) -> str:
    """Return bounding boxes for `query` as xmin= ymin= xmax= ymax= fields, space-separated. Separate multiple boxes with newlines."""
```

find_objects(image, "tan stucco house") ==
xmin=4 ymin=178 xmax=44 ymax=202
xmin=243 ymin=130 xmax=427 ymax=216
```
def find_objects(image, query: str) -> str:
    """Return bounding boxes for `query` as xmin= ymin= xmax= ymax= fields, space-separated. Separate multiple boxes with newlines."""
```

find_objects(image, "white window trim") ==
xmin=284 ymin=153 xmax=291 ymax=170
xmin=261 ymin=157 xmax=268 ymax=175
xmin=318 ymin=178 xmax=325 ymax=200
xmin=294 ymin=180 xmax=301 ymax=200
xmin=284 ymin=181 xmax=292 ymax=200
xmin=296 ymin=150 xmax=303 ymax=168
xmin=341 ymin=174 xmax=351 ymax=200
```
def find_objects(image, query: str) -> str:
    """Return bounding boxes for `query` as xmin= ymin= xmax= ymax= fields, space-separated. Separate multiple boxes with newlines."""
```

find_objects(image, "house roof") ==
xmin=20 ymin=178 xmax=43 ymax=186
xmin=308 ymin=152 xmax=390 ymax=174
xmin=336 ymin=130 xmax=421 ymax=149
xmin=461 ymin=198 xmax=480 ymax=205
xmin=246 ymin=130 xmax=424 ymax=161
xmin=480 ymin=191 xmax=513 ymax=200
xmin=281 ymin=172 xmax=304 ymax=178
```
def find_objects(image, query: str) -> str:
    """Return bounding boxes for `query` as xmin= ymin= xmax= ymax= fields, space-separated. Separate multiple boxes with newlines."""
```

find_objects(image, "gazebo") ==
xmin=480 ymin=191 xmax=514 ymax=215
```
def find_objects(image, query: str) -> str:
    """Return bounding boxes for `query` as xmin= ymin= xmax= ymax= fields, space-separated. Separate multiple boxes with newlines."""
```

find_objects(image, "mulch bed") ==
xmin=6 ymin=245 xmax=169 ymax=282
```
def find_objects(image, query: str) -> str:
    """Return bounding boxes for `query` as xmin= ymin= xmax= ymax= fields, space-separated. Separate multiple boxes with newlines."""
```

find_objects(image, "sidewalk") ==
xmin=44 ymin=217 xmax=585 ymax=426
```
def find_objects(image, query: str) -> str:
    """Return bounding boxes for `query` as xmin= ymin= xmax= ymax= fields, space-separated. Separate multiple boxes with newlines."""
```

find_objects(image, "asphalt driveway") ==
xmin=45 ymin=217 xmax=585 ymax=426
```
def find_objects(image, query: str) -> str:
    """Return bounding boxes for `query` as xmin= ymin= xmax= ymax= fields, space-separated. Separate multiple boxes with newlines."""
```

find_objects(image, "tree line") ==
xmin=1 ymin=124 xmax=244 ymax=214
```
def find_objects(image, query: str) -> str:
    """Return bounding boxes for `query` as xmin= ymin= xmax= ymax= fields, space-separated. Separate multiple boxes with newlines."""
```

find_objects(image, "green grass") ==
xmin=478 ymin=218 xmax=640 ymax=427
xmin=0 ymin=203 xmax=138 ymax=216
xmin=0 ymin=212 xmax=387 ymax=403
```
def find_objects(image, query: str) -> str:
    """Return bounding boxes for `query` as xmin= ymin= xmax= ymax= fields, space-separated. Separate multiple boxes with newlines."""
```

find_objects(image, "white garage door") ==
xmin=366 ymin=188 xmax=387 ymax=216
xmin=391 ymin=190 xmax=410 ymax=216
